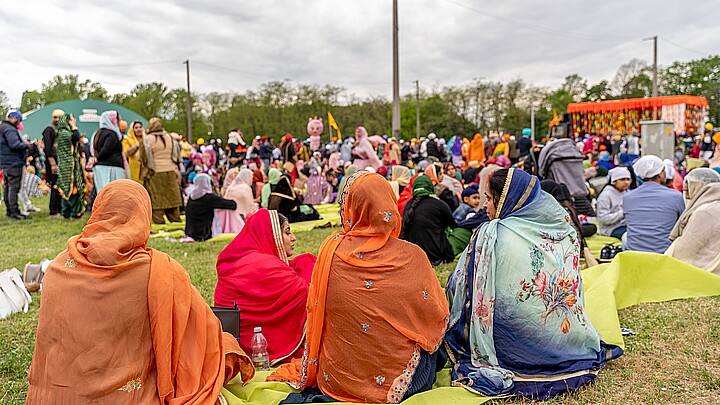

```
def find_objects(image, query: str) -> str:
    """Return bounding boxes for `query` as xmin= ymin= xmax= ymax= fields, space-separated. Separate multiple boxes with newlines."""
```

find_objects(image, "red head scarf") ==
xmin=215 ymin=209 xmax=315 ymax=364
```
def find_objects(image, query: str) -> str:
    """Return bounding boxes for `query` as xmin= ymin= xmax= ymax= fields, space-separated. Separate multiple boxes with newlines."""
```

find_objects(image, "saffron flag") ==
xmin=327 ymin=112 xmax=341 ymax=138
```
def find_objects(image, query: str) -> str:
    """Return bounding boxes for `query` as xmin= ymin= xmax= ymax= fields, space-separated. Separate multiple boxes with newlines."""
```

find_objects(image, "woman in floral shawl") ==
xmin=55 ymin=113 xmax=86 ymax=219
xmin=444 ymin=168 xmax=622 ymax=400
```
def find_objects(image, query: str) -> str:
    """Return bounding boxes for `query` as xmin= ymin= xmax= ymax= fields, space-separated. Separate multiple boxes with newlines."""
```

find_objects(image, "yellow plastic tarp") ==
xmin=582 ymin=251 xmax=720 ymax=348
xmin=221 ymin=370 xmax=493 ymax=405
xmin=585 ymin=234 xmax=621 ymax=259
xmin=148 ymin=205 xmax=341 ymax=238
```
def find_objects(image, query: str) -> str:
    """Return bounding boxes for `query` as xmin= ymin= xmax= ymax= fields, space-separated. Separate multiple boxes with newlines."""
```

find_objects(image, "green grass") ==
xmin=1 ymin=196 xmax=719 ymax=404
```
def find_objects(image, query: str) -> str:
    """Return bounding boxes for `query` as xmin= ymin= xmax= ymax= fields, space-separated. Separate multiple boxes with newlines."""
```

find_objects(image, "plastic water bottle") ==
xmin=250 ymin=327 xmax=270 ymax=370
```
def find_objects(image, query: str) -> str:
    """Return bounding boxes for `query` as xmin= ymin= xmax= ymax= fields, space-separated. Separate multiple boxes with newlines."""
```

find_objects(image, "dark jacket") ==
xmin=0 ymin=120 xmax=28 ymax=168
xmin=426 ymin=139 xmax=441 ymax=159
xmin=42 ymin=125 xmax=57 ymax=160
xmin=185 ymin=194 xmax=237 ymax=241
xmin=93 ymin=128 xmax=124 ymax=167
xmin=259 ymin=143 xmax=273 ymax=159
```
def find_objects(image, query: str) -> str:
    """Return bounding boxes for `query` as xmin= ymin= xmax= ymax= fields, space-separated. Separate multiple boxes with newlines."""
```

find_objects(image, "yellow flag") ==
xmin=328 ymin=112 xmax=341 ymax=138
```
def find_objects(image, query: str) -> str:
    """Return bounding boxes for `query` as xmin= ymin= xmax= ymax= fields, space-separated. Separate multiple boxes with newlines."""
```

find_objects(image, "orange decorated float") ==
xmin=567 ymin=95 xmax=708 ymax=136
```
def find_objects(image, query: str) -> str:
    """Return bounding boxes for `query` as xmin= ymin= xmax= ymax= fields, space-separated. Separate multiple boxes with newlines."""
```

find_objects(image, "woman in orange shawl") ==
xmin=27 ymin=180 xmax=254 ymax=404
xmin=468 ymin=133 xmax=486 ymax=163
xmin=268 ymin=171 xmax=449 ymax=403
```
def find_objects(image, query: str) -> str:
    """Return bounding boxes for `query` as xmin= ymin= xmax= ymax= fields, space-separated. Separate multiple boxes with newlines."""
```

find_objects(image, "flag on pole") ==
xmin=328 ymin=112 xmax=342 ymax=138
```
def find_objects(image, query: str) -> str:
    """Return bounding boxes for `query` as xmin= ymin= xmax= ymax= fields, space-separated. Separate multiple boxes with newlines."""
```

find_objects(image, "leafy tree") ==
xmin=610 ymin=59 xmax=650 ymax=98
xmin=112 ymin=82 xmax=170 ymax=119
xmin=662 ymin=55 xmax=720 ymax=123
xmin=0 ymin=91 xmax=10 ymax=117
xmin=584 ymin=80 xmax=613 ymax=102
xmin=20 ymin=91 xmax=44 ymax=113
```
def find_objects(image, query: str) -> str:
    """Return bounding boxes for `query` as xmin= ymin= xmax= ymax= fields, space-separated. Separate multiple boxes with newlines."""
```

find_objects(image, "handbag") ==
xmin=211 ymin=302 xmax=240 ymax=341
xmin=0 ymin=268 xmax=32 ymax=320
xmin=22 ymin=259 xmax=50 ymax=293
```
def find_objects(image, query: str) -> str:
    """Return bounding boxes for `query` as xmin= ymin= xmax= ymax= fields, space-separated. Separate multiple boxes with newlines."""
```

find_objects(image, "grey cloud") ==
xmin=1 ymin=0 xmax=717 ymax=106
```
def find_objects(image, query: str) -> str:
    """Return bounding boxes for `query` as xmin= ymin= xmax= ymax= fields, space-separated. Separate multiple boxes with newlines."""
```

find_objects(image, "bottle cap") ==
xmin=254 ymin=327 xmax=262 ymax=333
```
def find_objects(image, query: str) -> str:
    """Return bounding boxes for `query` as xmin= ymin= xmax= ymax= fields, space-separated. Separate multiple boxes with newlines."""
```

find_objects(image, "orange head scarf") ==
xmin=424 ymin=163 xmax=443 ymax=185
xmin=28 ymin=180 xmax=253 ymax=404
xmin=469 ymin=133 xmax=486 ymax=163
xmin=268 ymin=172 xmax=448 ymax=402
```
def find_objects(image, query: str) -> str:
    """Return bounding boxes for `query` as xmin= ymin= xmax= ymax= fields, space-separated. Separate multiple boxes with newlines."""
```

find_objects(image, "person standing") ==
xmin=122 ymin=120 xmax=144 ymax=183
xmin=0 ymin=111 xmax=30 ymax=219
xmin=93 ymin=111 xmax=127 ymax=191
xmin=42 ymin=109 xmax=64 ymax=217
xmin=258 ymin=136 xmax=273 ymax=174
xmin=55 ymin=114 xmax=86 ymax=219
xmin=623 ymin=155 xmax=684 ymax=253
xmin=140 ymin=117 xmax=182 ymax=224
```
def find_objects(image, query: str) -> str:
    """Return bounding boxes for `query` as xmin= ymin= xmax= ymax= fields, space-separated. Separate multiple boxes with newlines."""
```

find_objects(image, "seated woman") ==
xmin=269 ymin=170 xmax=320 ymax=223
xmin=389 ymin=164 xmax=411 ymax=199
xmin=401 ymin=175 xmax=457 ymax=266
xmin=261 ymin=168 xmax=281 ymax=208
xmin=268 ymin=171 xmax=449 ymax=403
xmin=217 ymin=168 xmax=258 ymax=234
xmin=185 ymin=173 xmax=237 ymax=241
xmin=425 ymin=163 xmax=459 ymax=211
xmin=444 ymin=168 xmax=622 ymax=400
xmin=666 ymin=168 xmax=720 ymax=275
xmin=441 ymin=162 xmax=464 ymax=198
xmin=215 ymin=209 xmax=316 ymax=364
xmin=27 ymin=180 xmax=253 ymax=403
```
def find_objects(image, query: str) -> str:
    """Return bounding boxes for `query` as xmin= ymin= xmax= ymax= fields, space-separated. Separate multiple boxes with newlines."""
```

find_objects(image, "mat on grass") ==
xmin=221 ymin=369 xmax=493 ymax=405
xmin=148 ymin=205 xmax=341 ymax=240
xmin=582 ymin=251 xmax=720 ymax=348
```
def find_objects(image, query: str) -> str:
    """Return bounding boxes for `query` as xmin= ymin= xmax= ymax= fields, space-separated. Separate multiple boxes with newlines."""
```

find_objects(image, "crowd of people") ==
xmin=4 ymin=108 xmax=720 ymax=402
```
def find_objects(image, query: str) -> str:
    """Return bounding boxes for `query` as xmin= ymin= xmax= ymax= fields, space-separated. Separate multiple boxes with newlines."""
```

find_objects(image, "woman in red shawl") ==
xmin=215 ymin=209 xmax=316 ymax=364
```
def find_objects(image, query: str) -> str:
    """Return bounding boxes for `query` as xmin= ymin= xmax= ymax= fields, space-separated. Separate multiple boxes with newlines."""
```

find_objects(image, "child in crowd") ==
xmin=452 ymin=184 xmax=480 ymax=222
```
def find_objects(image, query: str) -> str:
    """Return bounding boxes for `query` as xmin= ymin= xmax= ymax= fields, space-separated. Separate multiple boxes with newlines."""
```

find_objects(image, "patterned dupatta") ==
xmin=55 ymin=114 xmax=86 ymax=202
xmin=445 ymin=169 xmax=619 ymax=398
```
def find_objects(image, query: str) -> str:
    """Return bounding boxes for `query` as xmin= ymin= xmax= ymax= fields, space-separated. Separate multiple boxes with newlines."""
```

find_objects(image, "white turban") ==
xmin=427 ymin=133 xmax=437 ymax=140
xmin=633 ymin=155 xmax=664 ymax=179
xmin=609 ymin=167 xmax=631 ymax=183
xmin=663 ymin=159 xmax=676 ymax=180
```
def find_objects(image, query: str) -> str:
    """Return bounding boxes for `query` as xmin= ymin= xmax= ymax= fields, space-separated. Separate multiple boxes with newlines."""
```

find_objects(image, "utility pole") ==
xmin=643 ymin=35 xmax=658 ymax=98
xmin=184 ymin=59 xmax=193 ymax=142
xmin=391 ymin=0 xmax=401 ymax=140
xmin=652 ymin=35 xmax=658 ymax=98
xmin=414 ymin=80 xmax=420 ymax=138
xmin=530 ymin=92 xmax=535 ymax=139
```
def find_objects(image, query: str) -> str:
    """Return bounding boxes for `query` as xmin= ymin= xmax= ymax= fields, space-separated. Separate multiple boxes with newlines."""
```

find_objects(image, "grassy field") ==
xmin=1 ymin=196 xmax=719 ymax=404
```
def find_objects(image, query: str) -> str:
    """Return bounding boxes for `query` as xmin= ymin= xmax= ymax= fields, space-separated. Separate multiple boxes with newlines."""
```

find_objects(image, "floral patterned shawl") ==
xmin=444 ymin=168 xmax=622 ymax=399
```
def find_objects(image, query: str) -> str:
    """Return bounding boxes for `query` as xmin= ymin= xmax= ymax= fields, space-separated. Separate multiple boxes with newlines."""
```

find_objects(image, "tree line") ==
xmin=1 ymin=55 xmax=718 ymax=142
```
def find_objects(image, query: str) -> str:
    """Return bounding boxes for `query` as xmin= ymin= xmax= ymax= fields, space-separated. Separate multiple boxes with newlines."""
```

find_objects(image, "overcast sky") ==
xmin=1 ymin=0 xmax=717 ymax=106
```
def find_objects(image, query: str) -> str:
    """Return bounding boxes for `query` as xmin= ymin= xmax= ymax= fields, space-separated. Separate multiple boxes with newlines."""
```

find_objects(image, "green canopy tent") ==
xmin=21 ymin=100 xmax=148 ymax=141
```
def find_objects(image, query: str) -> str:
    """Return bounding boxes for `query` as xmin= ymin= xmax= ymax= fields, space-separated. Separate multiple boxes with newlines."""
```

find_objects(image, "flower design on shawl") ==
xmin=517 ymin=243 xmax=585 ymax=334
xmin=473 ymin=293 xmax=494 ymax=329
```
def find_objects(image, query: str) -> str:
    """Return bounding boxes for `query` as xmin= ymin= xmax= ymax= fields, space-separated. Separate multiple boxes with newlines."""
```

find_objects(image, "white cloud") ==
xmin=1 ymin=0 xmax=717 ymax=106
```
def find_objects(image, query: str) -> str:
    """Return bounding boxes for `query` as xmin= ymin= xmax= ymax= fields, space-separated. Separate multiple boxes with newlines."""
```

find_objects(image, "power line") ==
xmin=192 ymin=61 xmax=269 ymax=77
xmin=46 ymin=60 xmax=180 ymax=69
xmin=441 ymin=0 xmax=638 ymax=43
xmin=661 ymin=38 xmax=711 ymax=57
